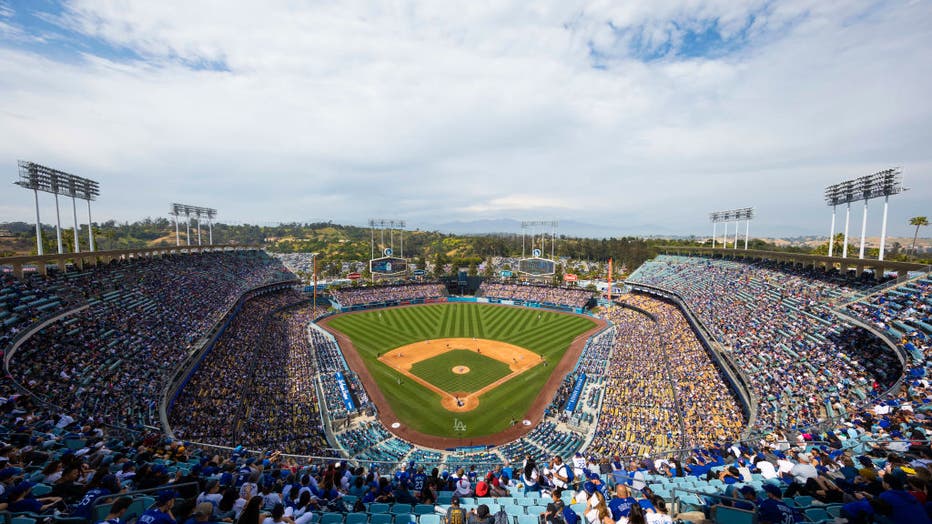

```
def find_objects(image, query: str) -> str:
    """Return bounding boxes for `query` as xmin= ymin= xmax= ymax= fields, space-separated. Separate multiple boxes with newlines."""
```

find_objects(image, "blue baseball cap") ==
xmin=762 ymin=484 xmax=782 ymax=497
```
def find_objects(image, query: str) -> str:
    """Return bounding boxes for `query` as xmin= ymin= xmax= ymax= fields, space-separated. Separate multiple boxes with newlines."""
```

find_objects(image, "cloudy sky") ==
xmin=0 ymin=0 xmax=929 ymax=237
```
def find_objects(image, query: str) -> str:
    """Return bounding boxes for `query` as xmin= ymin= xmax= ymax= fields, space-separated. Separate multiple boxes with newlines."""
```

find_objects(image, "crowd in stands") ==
xmin=627 ymin=255 xmax=903 ymax=431
xmin=6 ymin=252 xmax=293 ymax=430
xmin=330 ymin=284 xmax=446 ymax=308
xmin=476 ymin=283 xmax=592 ymax=309
xmin=848 ymin=274 xmax=931 ymax=363
xmin=588 ymin=294 xmax=744 ymax=458
xmin=4 ymin=251 xmax=932 ymax=524
xmin=169 ymin=291 xmax=330 ymax=456
xmin=3 ymin=378 xmax=932 ymax=524
xmin=307 ymin=327 xmax=370 ymax=419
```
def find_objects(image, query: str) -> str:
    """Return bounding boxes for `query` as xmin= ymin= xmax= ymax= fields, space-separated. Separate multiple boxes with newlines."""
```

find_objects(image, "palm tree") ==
xmin=909 ymin=216 xmax=929 ymax=257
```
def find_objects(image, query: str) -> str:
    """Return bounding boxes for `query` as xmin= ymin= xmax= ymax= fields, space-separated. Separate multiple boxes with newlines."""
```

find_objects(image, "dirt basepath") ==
xmin=317 ymin=305 xmax=607 ymax=450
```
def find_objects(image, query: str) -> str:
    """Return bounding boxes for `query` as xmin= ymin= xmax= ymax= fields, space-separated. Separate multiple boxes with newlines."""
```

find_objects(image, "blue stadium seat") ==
xmin=516 ymin=516 xmax=538 ymax=524
xmin=804 ymin=508 xmax=829 ymax=522
xmin=369 ymin=504 xmax=391 ymax=515
xmin=712 ymin=505 xmax=754 ymax=524
xmin=414 ymin=505 xmax=435 ymax=516
xmin=419 ymin=515 xmax=441 ymax=524
xmin=369 ymin=514 xmax=392 ymax=524
xmin=503 ymin=505 xmax=524 ymax=515
xmin=391 ymin=505 xmax=413 ymax=515
xmin=346 ymin=514 xmax=368 ymax=524
xmin=321 ymin=514 xmax=344 ymax=524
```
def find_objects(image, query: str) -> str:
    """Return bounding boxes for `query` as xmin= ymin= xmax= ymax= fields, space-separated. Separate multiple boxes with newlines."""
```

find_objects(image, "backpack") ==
xmin=492 ymin=510 xmax=509 ymax=524
xmin=448 ymin=507 xmax=467 ymax=524
xmin=561 ymin=465 xmax=574 ymax=484
xmin=561 ymin=507 xmax=579 ymax=524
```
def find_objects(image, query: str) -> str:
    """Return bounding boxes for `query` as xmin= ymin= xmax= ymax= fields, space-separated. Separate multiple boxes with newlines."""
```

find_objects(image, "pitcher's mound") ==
xmin=452 ymin=366 xmax=470 ymax=374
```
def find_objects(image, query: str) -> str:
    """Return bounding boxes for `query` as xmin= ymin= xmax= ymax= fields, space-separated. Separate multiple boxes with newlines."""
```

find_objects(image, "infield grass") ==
xmin=326 ymin=303 xmax=596 ymax=439
xmin=409 ymin=350 xmax=511 ymax=393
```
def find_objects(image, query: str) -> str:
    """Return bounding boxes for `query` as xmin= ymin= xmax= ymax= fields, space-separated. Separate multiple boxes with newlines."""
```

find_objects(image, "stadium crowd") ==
xmin=588 ymin=295 xmax=745 ymax=459
xmin=627 ymin=256 xmax=903 ymax=431
xmin=307 ymin=327 xmax=370 ymax=419
xmin=3 ymin=251 xmax=932 ymax=523
xmin=169 ymin=291 xmax=331 ymax=456
xmin=476 ymin=283 xmax=592 ymax=309
xmin=6 ymin=252 xmax=293 ymax=430
xmin=847 ymin=275 xmax=931 ymax=363
xmin=330 ymin=284 xmax=446 ymax=308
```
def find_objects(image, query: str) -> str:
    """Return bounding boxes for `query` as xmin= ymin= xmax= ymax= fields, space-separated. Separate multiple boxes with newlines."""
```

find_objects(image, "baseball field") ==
xmin=325 ymin=303 xmax=597 ymax=440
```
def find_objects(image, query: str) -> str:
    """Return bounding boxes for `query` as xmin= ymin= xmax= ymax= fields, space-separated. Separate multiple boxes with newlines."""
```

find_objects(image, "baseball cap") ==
xmin=451 ymin=496 xmax=460 ymax=505
xmin=0 ymin=467 xmax=19 ymax=480
xmin=762 ymin=484 xmax=782 ymax=497
xmin=156 ymin=490 xmax=176 ymax=505
xmin=9 ymin=481 xmax=34 ymax=498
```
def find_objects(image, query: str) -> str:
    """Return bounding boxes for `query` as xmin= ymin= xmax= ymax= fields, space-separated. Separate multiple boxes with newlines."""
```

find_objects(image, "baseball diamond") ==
xmin=321 ymin=303 xmax=601 ymax=443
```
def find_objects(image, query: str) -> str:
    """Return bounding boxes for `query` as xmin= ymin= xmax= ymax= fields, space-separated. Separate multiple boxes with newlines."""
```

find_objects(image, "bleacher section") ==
xmin=627 ymin=255 xmax=903 ymax=431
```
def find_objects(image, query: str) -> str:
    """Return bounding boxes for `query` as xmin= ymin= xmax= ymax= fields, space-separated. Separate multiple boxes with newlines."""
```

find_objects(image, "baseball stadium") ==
xmin=1 ymin=3 xmax=932 ymax=524
xmin=1 ymin=193 xmax=930 ymax=524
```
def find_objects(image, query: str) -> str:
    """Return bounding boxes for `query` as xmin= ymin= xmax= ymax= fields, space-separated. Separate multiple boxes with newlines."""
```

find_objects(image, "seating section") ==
xmin=627 ymin=255 xmax=903 ymax=431
xmin=331 ymin=284 xmax=447 ymax=307
xmin=169 ymin=292 xmax=331 ymax=455
xmin=847 ymin=275 xmax=931 ymax=362
xmin=2 ymin=251 xmax=930 ymax=524
xmin=476 ymin=282 xmax=592 ymax=309
xmin=6 ymin=251 xmax=293 ymax=429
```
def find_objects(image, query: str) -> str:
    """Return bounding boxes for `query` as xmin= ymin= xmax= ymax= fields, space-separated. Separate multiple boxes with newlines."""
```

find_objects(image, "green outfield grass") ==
xmin=327 ymin=303 xmax=596 ymax=439
xmin=409 ymin=350 xmax=512 ymax=393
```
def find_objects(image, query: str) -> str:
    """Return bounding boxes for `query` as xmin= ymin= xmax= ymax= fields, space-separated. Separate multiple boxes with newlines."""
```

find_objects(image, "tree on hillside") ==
xmin=482 ymin=257 xmax=495 ymax=278
xmin=910 ymin=216 xmax=929 ymax=257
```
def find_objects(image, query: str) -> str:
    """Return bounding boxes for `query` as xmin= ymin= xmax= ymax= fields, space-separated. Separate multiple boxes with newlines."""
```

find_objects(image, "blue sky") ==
xmin=0 ymin=0 xmax=929 ymax=238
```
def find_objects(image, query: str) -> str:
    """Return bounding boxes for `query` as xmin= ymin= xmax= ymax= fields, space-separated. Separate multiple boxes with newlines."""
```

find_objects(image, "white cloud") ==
xmin=0 ymin=0 xmax=929 ymax=237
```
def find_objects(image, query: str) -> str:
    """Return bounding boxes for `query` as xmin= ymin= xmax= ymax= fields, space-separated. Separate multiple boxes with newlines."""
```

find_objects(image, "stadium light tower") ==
xmin=868 ymin=168 xmax=905 ymax=261
xmin=709 ymin=212 xmax=719 ymax=248
xmin=14 ymin=161 xmax=51 ymax=255
xmin=172 ymin=203 xmax=218 ymax=247
xmin=824 ymin=184 xmax=845 ymax=257
xmin=709 ymin=208 xmax=753 ymax=250
xmin=840 ymin=180 xmax=859 ymax=258
xmin=856 ymin=174 xmax=872 ymax=260
xmin=827 ymin=168 xmax=906 ymax=261
xmin=15 ymin=161 xmax=100 ymax=255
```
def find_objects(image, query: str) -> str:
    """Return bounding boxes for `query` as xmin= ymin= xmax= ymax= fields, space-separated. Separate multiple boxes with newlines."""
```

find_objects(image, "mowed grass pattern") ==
xmin=409 ymin=350 xmax=511 ymax=393
xmin=327 ymin=303 xmax=596 ymax=438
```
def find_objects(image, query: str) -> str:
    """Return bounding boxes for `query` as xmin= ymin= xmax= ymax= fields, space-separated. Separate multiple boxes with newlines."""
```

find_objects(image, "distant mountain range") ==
xmin=414 ymin=218 xmax=677 ymax=238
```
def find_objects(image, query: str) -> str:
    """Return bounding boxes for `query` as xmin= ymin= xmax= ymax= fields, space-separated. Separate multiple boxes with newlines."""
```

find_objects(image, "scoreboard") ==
xmin=370 ymin=248 xmax=407 ymax=277
xmin=517 ymin=257 xmax=556 ymax=276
